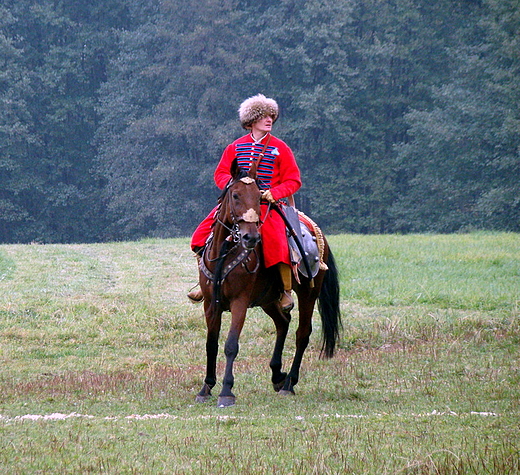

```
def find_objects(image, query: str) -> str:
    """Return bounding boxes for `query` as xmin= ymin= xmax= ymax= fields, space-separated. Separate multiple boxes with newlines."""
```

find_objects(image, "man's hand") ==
xmin=261 ymin=189 xmax=276 ymax=203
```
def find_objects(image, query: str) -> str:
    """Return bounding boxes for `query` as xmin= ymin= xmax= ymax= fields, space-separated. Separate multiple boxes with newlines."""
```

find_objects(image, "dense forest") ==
xmin=1 ymin=0 xmax=519 ymax=243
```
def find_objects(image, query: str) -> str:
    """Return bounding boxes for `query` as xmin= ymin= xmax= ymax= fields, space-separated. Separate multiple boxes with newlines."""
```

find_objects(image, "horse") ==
xmin=195 ymin=158 xmax=341 ymax=407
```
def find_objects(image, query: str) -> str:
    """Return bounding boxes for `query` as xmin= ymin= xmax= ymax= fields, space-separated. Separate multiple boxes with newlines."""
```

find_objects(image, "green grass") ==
xmin=0 ymin=233 xmax=519 ymax=474
xmin=333 ymin=233 xmax=519 ymax=311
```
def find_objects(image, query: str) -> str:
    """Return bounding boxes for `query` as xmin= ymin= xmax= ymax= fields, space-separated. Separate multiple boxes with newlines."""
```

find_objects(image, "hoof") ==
xmin=217 ymin=396 xmax=236 ymax=407
xmin=278 ymin=389 xmax=295 ymax=396
xmin=196 ymin=384 xmax=212 ymax=403
xmin=272 ymin=375 xmax=288 ymax=392
xmin=195 ymin=394 xmax=211 ymax=403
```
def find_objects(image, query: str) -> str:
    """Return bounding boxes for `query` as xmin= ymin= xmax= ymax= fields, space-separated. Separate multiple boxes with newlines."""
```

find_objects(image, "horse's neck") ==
xmin=207 ymin=221 xmax=232 ymax=262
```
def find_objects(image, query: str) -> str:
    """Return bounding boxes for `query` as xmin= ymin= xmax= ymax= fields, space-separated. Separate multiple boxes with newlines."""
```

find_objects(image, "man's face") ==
xmin=251 ymin=115 xmax=273 ymax=136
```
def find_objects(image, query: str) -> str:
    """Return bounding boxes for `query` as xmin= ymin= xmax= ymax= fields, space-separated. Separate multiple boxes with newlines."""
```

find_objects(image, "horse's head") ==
xmin=220 ymin=159 xmax=262 ymax=250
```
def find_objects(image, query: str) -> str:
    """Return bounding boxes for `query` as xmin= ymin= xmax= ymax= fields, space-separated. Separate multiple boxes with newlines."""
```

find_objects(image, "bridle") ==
xmin=216 ymin=176 xmax=263 ymax=242
xmin=200 ymin=174 xmax=262 ymax=284
xmin=201 ymin=140 xmax=271 ymax=306
xmin=217 ymin=132 xmax=271 ymax=235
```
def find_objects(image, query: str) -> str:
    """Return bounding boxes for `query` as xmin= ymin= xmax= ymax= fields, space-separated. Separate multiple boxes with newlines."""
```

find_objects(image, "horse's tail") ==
xmin=318 ymin=247 xmax=342 ymax=358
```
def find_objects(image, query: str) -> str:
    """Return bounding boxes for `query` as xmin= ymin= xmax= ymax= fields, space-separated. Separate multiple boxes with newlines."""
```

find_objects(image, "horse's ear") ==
xmin=248 ymin=158 xmax=259 ymax=180
xmin=230 ymin=158 xmax=240 ymax=179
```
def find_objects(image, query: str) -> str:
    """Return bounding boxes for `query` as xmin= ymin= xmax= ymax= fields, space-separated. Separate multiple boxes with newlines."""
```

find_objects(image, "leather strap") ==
xmin=251 ymin=134 xmax=272 ymax=164
xmin=199 ymin=245 xmax=254 ymax=282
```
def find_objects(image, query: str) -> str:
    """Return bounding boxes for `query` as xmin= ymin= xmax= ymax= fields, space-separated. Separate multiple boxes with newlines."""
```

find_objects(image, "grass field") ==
xmin=0 ymin=233 xmax=519 ymax=474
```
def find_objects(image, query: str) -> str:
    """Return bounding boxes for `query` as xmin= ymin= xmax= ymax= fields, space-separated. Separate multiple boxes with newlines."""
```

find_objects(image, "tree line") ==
xmin=1 ymin=0 xmax=518 ymax=243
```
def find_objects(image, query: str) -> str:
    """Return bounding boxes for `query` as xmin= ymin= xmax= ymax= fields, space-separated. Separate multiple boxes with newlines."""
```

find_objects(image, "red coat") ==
xmin=191 ymin=133 xmax=301 ymax=268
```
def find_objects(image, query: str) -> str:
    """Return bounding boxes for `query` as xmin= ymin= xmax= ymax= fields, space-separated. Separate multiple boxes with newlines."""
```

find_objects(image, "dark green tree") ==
xmin=393 ymin=0 xmax=520 ymax=232
xmin=0 ymin=5 xmax=37 ymax=242
xmin=242 ymin=0 xmax=464 ymax=233
xmin=96 ymin=0 xmax=262 ymax=239
xmin=2 ymin=0 xmax=519 ymax=242
xmin=0 ymin=0 xmax=127 ymax=243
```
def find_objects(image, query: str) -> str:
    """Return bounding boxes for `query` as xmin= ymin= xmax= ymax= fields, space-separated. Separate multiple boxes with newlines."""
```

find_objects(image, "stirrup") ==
xmin=280 ymin=290 xmax=294 ymax=313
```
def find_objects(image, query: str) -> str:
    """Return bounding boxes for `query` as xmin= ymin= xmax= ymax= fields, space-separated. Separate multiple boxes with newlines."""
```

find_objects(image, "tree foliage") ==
xmin=0 ymin=0 xmax=124 ymax=242
xmin=1 ymin=0 xmax=518 ymax=243
xmin=393 ymin=0 xmax=520 ymax=232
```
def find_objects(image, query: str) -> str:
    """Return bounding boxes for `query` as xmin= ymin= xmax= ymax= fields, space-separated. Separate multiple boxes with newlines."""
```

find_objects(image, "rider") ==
xmin=188 ymin=94 xmax=302 ymax=312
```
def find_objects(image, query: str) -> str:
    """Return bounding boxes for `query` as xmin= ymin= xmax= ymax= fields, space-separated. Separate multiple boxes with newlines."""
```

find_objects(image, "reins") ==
xmin=204 ymin=172 xmax=263 ymax=310
xmin=204 ymin=136 xmax=273 ymax=311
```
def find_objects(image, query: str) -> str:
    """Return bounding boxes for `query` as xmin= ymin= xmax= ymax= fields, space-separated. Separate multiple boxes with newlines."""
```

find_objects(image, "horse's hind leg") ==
xmin=262 ymin=303 xmax=291 ymax=392
xmin=279 ymin=293 xmax=317 ymax=395
xmin=196 ymin=305 xmax=222 ymax=403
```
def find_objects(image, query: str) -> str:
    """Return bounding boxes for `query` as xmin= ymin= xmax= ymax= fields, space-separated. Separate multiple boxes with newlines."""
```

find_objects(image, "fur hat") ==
xmin=238 ymin=94 xmax=279 ymax=129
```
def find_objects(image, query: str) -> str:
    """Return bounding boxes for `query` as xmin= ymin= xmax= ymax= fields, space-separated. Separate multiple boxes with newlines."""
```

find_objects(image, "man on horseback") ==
xmin=188 ymin=93 xmax=301 ymax=312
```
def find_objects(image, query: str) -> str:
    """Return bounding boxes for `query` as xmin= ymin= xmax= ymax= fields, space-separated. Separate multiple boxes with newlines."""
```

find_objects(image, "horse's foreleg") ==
xmin=218 ymin=302 xmax=247 ymax=407
xmin=263 ymin=303 xmax=291 ymax=392
xmin=196 ymin=305 xmax=222 ymax=403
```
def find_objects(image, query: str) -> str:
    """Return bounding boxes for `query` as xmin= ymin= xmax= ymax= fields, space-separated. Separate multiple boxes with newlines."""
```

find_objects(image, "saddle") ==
xmin=283 ymin=205 xmax=328 ymax=281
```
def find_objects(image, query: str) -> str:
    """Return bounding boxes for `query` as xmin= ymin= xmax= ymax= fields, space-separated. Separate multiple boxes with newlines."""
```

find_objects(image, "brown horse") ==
xmin=195 ymin=159 xmax=341 ymax=407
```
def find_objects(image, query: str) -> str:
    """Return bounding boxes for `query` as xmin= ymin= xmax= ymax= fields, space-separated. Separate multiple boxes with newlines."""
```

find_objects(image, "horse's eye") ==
xmin=232 ymin=192 xmax=239 ymax=200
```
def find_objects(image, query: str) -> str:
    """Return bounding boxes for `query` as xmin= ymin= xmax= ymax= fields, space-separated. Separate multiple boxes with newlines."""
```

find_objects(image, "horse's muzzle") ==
xmin=241 ymin=231 xmax=261 ymax=250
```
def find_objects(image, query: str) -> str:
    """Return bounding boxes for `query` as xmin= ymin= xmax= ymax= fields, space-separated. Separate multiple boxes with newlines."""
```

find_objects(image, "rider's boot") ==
xmin=278 ymin=263 xmax=294 ymax=312
xmin=187 ymin=247 xmax=204 ymax=304
xmin=187 ymin=285 xmax=204 ymax=303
